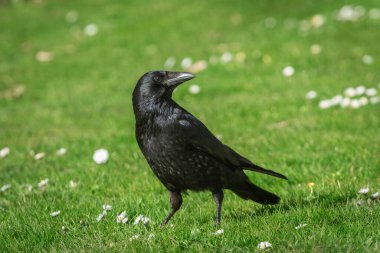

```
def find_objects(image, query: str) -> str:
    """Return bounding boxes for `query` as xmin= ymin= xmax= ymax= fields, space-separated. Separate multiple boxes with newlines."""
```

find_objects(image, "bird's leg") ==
xmin=161 ymin=191 xmax=182 ymax=228
xmin=212 ymin=190 xmax=224 ymax=226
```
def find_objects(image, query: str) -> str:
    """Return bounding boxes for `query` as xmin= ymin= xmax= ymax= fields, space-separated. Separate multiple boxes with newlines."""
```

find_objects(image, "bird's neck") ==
xmin=133 ymin=95 xmax=181 ymax=122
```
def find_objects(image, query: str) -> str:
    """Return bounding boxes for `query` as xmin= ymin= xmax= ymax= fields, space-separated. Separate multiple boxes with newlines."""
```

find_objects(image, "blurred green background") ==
xmin=0 ymin=0 xmax=379 ymax=252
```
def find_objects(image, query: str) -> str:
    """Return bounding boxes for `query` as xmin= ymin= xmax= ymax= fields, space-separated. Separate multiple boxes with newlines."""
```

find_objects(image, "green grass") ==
xmin=1 ymin=0 xmax=380 ymax=252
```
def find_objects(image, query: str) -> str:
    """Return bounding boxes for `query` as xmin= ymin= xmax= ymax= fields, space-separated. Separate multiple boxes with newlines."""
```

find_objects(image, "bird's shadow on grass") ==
xmin=227 ymin=193 xmax=352 ymax=220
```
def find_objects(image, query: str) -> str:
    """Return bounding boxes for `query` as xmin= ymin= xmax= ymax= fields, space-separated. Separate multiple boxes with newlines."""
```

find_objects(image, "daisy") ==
xmin=0 ymin=147 xmax=10 ymax=158
xmin=213 ymin=229 xmax=224 ymax=235
xmin=358 ymin=188 xmax=369 ymax=195
xmin=1 ymin=184 xmax=11 ymax=192
xmin=189 ymin=84 xmax=201 ymax=95
xmin=93 ymin=149 xmax=109 ymax=164
xmin=257 ymin=241 xmax=272 ymax=250
xmin=282 ymin=66 xmax=295 ymax=77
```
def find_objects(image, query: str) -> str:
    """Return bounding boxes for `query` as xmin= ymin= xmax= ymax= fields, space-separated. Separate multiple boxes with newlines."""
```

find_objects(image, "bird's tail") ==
xmin=230 ymin=181 xmax=280 ymax=205
xmin=241 ymin=162 xmax=287 ymax=180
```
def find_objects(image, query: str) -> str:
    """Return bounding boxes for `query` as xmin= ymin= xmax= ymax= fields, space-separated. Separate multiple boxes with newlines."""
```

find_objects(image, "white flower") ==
xmin=344 ymin=87 xmax=356 ymax=97
xmin=365 ymin=88 xmax=377 ymax=96
xmin=93 ymin=149 xmax=109 ymax=164
xmin=336 ymin=5 xmax=364 ymax=22
xmin=56 ymin=148 xmax=67 ymax=156
xmin=69 ymin=180 xmax=77 ymax=189
xmin=306 ymin=90 xmax=317 ymax=100
xmin=65 ymin=10 xmax=78 ymax=23
xmin=319 ymin=100 xmax=331 ymax=109
xmin=25 ymin=184 xmax=33 ymax=192
xmin=310 ymin=44 xmax=322 ymax=55
xmin=84 ymin=24 xmax=98 ymax=36
xmin=96 ymin=210 xmax=107 ymax=222
xmin=116 ymin=212 xmax=125 ymax=223
xmin=370 ymin=192 xmax=379 ymax=200
xmin=0 ymin=147 xmax=10 ymax=158
xmin=102 ymin=204 xmax=112 ymax=211
xmin=282 ymin=66 xmax=295 ymax=77
xmin=38 ymin=178 xmax=49 ymax=188
xmin=257 ymin=241 xmax=272 ymax=250
xmin=36 ymin=51 xmax=53 ymax=62
xmin=141 ymin=216 xmax=150 ymax=225
xmin=356 ymin=200 xmax=365 ymax=206
xmin=370 ymin=96 xmax=380 ymax=104
xmin=61 ymin=226 xmax=68 ymax=232
xmin=350 ymin=99 xmax=361 ymax=109
xmin=220 ymin=52 xmax=233 ymax=64
xmin=1 ymin=184 xmax=11 ymax=192
xmin=362 ymin=55 xmax=373 ymax=65
xmin=164 ymin=57 xmax=176 ymax=69
xmin=340 ymin=97 xmax=351 ymax=108
xmin=133 ymin=214 xmax=150 ymax=225
xmin=213 ymin=229 xmax=224 ymax=235
xmin=116 ymin=211 xmax=128 ymax=223
xmin=188 ymin=60 xmax=208 ymax=73
xmin=295 ymin=223 xmax=307 ymax=229
xmin=129 ymin=234 xmax=140 ymax=241
xmin=331 ymin=95 xmax=343 ymax=105
xmin=358 ymin=188 xmax=369 ymax=195
xmin=51 ymin=210 xmax=61 ymax=217
xmin=181 ymin=57 xmax=192 ymax=69
xmin=355 ymin=86 xmax=366 ymax=96
xmin=359 ymin=96 xmax=368 ymax=106
xmin=310 ymin=14 xmax=325 ymax=28
xmin=148 ymin=233 xmax=155 ymax=240
xmin=189 ymin=84 xmax=201 ymax=95
xmin=34 ymin=152 xmax=45 ymax=160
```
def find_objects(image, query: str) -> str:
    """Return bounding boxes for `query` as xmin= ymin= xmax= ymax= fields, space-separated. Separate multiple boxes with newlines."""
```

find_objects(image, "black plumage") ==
xmin=132 ymin=71 xmax=287 ymax=226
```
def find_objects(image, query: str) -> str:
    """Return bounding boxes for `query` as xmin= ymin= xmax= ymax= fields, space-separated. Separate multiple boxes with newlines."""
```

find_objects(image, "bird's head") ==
xmin=133 ymin=71 xmax=196 ymax=101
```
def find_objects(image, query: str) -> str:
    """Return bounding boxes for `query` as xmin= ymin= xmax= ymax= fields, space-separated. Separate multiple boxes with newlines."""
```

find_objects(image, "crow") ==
xmin=132 ymin=71 xmax=287 ymax=227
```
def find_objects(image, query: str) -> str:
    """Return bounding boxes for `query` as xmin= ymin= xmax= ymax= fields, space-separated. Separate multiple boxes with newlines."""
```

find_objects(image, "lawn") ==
xmin=1 ymin=0 xmax=380 ymax=252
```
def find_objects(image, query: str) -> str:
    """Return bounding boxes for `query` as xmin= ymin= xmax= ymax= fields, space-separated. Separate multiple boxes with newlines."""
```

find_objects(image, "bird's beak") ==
xmin=166 ymin=72 xmax=196 ymax=87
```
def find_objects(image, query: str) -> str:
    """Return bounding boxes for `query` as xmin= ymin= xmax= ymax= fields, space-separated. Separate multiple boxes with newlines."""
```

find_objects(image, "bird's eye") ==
xmin=153 ymin=76 xmax=162 ymax=83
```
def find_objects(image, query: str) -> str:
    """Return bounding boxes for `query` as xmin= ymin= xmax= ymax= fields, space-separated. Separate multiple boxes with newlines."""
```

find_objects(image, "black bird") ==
xmin=132 ymin=71 xmax=287 ymax=226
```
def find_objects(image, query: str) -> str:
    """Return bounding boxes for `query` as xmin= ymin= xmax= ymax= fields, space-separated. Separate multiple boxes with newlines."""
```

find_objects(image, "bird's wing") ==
xmin=177 ymin=114 xmax=287 ymax=180
xmin=177 ymin=114 xmax=241 ymax=167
